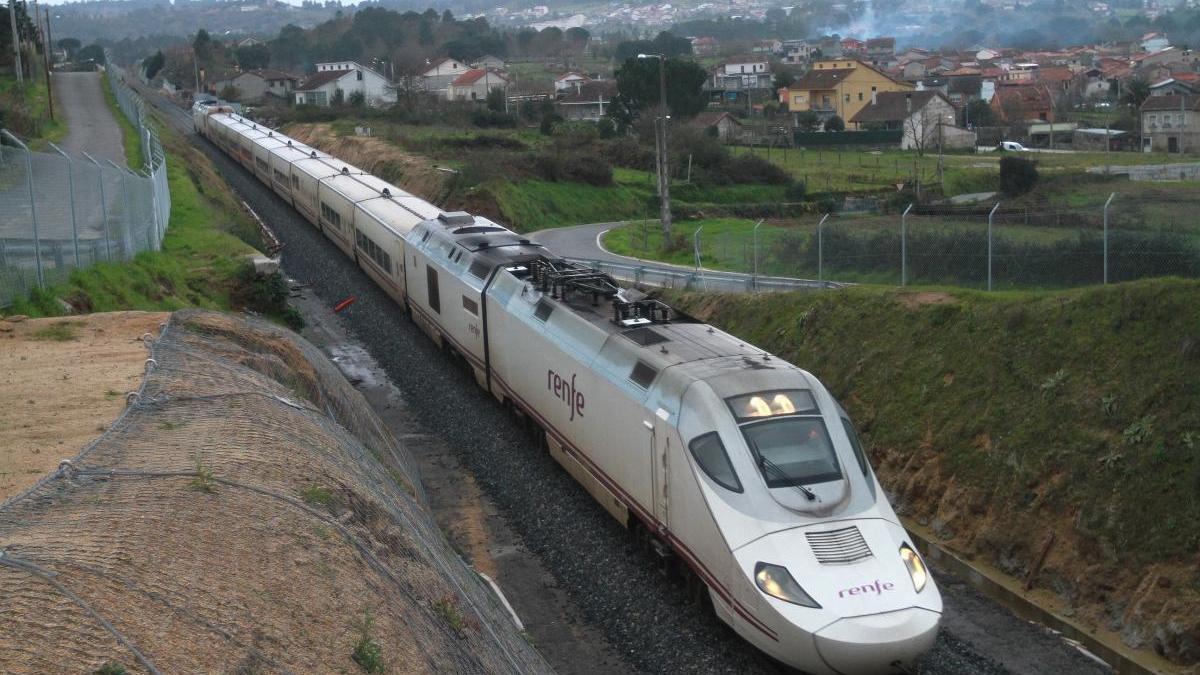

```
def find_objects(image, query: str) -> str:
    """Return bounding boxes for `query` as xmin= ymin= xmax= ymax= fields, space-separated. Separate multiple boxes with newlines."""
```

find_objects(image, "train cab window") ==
xmin=629 ymin=361 xmax=658 ymax=389
xmin=534 ymin=299 xmax=554 ymax=322
xmin=741 ymin=417 xmax=841 ymax=488
xmin=841 ymin=417 xmax=876 ymax=498
xmin=689 ymin=432 xmax=742 ymax=493
xmin=426 ymin=266 xmax=441 ymax=313
xmin=468 ymin=259 xmax=490 ymax=279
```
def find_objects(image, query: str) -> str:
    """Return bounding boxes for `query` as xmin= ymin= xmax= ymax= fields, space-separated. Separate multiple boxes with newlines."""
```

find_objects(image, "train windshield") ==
xmin=739 ymin=417 xmax=842 ymax=488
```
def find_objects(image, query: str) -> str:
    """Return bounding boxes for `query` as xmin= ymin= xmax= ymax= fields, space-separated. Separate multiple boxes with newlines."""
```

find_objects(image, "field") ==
xmin=666 ymin=279 xmax=1200 ymax=664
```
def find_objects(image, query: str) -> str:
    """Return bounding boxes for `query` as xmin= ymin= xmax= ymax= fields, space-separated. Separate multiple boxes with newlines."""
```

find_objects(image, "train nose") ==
xmin=813 ymin=607 xmax=940 ymax=675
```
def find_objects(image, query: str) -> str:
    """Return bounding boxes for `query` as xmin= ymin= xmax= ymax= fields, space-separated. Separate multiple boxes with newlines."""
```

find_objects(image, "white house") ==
xmin=554 ymin=71 xmax=591 ymax=94
xmin=1142 ymin=32 xmax=1170 ymax=53
xmin=446 ymin=68 xmax=511 ymax=101
xmin=473 ymin=55 xmax=507 ymax=71
xmin=294 ymin=61 xmax=394 ymax=107
xmin=421 ymin=57 xmax=469 ymax=95
xmin=849 ymin=91 xmax=975 ymax=150
xmin=720 ymin=56 xmax=771 ymax=88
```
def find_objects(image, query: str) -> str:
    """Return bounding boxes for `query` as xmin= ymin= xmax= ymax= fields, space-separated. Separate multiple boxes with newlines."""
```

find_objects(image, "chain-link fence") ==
xmin=0 ymin=310 xmax=549 ymax=673
xmin=677 ymin=194 xmax=1200 ymax=290
xmin=0 ymin=68 xmax=170 ymax=308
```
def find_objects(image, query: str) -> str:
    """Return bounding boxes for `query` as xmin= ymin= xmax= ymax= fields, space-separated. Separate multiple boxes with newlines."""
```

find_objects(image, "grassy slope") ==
xmin=0 ymin=75 xmax=67 ymax=149
xmin=7 ymin=109 xmax=259 ymax=317
xmin=100 ymin=72 xmax=145 ymax=169
xmin=667 ymin=281 xmax=1200 ymax=656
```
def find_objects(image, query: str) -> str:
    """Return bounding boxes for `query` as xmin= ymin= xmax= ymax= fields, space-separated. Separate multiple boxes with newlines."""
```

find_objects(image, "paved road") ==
xmin=52 ymin=72 xmax=126 ymax=166
xmin=529 ymin=221 xmax=633 ymax=265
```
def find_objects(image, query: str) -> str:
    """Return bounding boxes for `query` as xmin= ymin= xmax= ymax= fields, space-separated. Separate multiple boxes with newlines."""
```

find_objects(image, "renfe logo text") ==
xmin=548 ymin=368 xmax=586 ymax=421
xmin=839 ymin=580 xmax=895 ymax=598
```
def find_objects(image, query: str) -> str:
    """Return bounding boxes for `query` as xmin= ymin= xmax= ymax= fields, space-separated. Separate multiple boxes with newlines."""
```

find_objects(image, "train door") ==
xmin=426 ymin=265 xmax=441 ymax=314
xmin=649 ymin=407 xmax=671 ymax=531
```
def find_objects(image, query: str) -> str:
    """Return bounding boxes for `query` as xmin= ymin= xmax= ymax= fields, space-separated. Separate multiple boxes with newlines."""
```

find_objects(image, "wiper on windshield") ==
xmin=759 ymin=455 xmax=818 ymax=502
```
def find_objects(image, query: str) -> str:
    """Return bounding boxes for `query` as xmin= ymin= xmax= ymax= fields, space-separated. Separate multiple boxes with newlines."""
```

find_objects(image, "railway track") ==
xmin=133 ymin=80 xmax=1112 ymax=675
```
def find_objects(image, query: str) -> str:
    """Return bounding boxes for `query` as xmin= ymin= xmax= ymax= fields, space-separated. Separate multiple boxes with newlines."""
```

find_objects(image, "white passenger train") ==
xmin=193 ymin=102 xmax=942 ymax=674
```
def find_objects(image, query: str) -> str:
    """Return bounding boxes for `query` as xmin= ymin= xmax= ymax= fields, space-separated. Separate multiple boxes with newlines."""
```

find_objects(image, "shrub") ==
xmin=785 ymin=180 xmax=807 ymax=202
xmin=794 ymin=110 xmax=821 ymax=132
xmin=471 ymin=110 xmax=517 ymax=128
xmin=533 ymin=153 xmax=614 ymax=186
xmin=348 ymin=90 xmax=366 ymax=107
xmin=539 ymin=112 xmax=564 ymax=135
xmin=999 ymin=156 xmax=1039 ymax=196
xmin=597 ymin=116 xmax=617 ymax=138
xmin=351 ymin=612 xmax=385 ymax=674
xmin=606 ymin=136 xmax=656 ymax=170
xmin=723 ymin=154 xmax=792 ymax=185
xmin=824 ymin=115 xmax=845 ymax=132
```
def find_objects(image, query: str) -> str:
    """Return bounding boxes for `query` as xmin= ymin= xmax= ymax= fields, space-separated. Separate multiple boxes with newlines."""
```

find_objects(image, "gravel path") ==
xmin=139 ymin=84 xmax=1113 ymax=674
xmin=51 ymin=72 xmax=127 ymax=166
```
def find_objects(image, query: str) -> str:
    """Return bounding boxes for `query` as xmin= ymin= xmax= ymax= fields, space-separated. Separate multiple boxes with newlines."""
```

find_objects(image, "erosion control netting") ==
xmin=0 ymin=309 xmax=550 ymax=674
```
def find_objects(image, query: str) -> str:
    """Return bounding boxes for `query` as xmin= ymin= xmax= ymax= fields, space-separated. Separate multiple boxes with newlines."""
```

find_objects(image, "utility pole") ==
xmin=10 ymin=0 xmax=24 ymax=87
xmin=639 ymin=53 xmax=671 ymax=242
xmin=41 ymin=6 xmax=53 ymax=120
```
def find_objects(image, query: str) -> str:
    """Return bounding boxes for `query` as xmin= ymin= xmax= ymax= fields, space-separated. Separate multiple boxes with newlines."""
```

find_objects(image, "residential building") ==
xmin=849 ymin=90 xmax=974 ymax=149
xmin=991 ymin=84 xmax=1056 ymax=123
xmin=705 ymin=56 xmax=772 ymax=104
xmin=1141 ymin=31 xmax=1170 ymax=53
xmin=236 ymin=36 xmax=264 ymax=48
xmin=447 ymin=69 xmax=510 ymax=101
xmin=473 ymin=55 xmax=507 ymax=71
xmin=841 ymin=37 xmax=865 ymax=54
xmin=294 ymin=61 xmax=394 ymax=107
xmin=555 ymin=80 xmax=616 ymax=121
xmin=216 ymin=69 xmax=298 ymax=103
xmin=691 ymin=36 xmax=719 ymax=56
xmin=554 ymin=71 xmax=591 ymax=94
xmin=753 ymin=39 xmax=782 ymax=54
xmin=780 ymin=59 xmax=914 ymax=127
xmin=1150 ymin=78 xmax=1197 ymax=97
xmin=687 ymin=111 xmax=745 ymax=142
xmin=1140 ymin=95 xmax=1200 ymax=153
xmin=781 ymin=39 xmax=815 ymax=65
xmin=865 ymin=37 xmax=896 ymax=69
xmin=420 ymin=57 xmax=470 ymax=95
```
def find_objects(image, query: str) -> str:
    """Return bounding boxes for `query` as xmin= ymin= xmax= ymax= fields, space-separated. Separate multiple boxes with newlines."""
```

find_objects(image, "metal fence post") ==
xmin=693 ymin=225 xmax=704 ymax=270
xmin=83 ymin=153 xmax=113 ymax=261
xmin=49 ymin=143 xmax=81 ymax=267
xmin=109 ymin=160 xmax=134 ymax=259
xmin=901 ymin=203 xmax=913 ymax=286
xmin=2 ymin=130 xmax=43 ymax=288
xmin=987 ymin=202 xmax=1000 ymax=292
xmin=817 ymin=213 xmax=829 ymax=282
xmin=752 ymin=218 xmax=763 ymax=290
xmin=1103 ymin=192 xmax=1116 ymax=285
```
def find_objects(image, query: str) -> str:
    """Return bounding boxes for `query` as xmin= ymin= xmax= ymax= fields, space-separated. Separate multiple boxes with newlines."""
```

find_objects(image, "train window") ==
xmin=292 ymin=175 xmax=300 ymax=189
xmin=462 ymin=296 xmax=478 ymax=316
xmin=629 ymin=361 xmax=658 ymax=389
xmin=741 ymin=417 xmax=841 ymax=488
xmin=689 ymin=432 xmax=742 ymax=493
xmin=426 ymin=266 xmax=441 ymax=313
xmin=320 ymin=202 xmax=342 ymax=230
xmin=468 ymin=260 xmax=490 ymax=279
xmin=726 ymin=390 xmax=817 ymax=421
xmin=841 ymin=417 xmax=875 ymax=497
xmin=534 ymin=299 xmax=554 ymax=322
xmin=421 ymin=229 xmax=432 ymax=242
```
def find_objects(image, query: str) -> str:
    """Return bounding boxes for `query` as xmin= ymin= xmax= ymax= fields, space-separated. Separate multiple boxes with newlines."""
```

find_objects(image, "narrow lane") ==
xmin=51 ymin=72 xmax=127 ymax=166
xmin=137 ymin=82 xmax=1112 ymax=675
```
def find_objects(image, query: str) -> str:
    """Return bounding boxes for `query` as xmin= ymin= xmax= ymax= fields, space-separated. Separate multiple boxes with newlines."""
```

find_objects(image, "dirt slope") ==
xmin=0 ymin=311 xmax=168 ymax=502
xmin=0 ymin=310 xmax=549 ymax=674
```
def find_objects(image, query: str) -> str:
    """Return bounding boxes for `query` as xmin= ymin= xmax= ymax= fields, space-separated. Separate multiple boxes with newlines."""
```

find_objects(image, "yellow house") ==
xmin=782 ymin=60 xmax=914 ymax=128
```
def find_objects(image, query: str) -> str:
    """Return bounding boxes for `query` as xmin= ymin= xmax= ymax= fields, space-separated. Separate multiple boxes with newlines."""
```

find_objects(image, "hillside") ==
xmin=665 ymin=279 xmax=1200 ymax=667
xmin=0 ymin=309 xmax=548 ymax=673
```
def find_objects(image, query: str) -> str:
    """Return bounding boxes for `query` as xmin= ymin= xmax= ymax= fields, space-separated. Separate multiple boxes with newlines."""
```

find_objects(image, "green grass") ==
xmin=100 ymin=72 xmax=145 ymax=170
xmin=0 ymin=74 xmax=66 ymax=148
xmin=30 ymin=321 xmax=80 ymax=341
xmin=666 ymin=278 xmax=1200 ymax=574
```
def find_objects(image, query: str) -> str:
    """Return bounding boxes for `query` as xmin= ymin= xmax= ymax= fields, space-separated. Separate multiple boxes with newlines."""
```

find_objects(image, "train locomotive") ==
xmin=193 ymin=102 xmax=942 ymax=674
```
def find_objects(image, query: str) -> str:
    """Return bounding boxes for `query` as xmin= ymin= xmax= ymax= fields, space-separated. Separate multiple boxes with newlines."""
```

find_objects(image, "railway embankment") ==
xmin=0 ymin=309 xmax=548 ymax=674
xmin=666 ymin=279 xmax=1200 ymax=669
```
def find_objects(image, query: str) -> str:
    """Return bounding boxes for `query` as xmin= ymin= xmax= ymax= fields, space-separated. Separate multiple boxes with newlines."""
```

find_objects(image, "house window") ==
xmin=357 ymin=71 xmax=363 ymax=81
xmin=858 ymin=92 xmax=863 ymax=101
xmin=844 ymin=94 xmax=850 ymax=102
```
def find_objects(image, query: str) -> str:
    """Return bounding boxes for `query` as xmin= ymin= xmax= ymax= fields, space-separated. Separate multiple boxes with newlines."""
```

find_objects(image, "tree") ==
xmin=966 ymin=99 xmax=998 ymax=127
xmin=76 ymin=44 xmax=106 ymax=66
xmin=773 ymin=70 xmax=796 ymax=90
xmin=824 ymin=115 xmax=845 ymax=132
xmin=236 ymin=44 xmax=270 ymax=70
xmin=57 ymin=38 xmax=81 ymax=57
xmin=143 ymin=50 xmax=166 ymax=79
xmin=1000 ymin=156 xmax=1038 ymax=196
xmin=1120 ymin=76 xmax=1150 ymax=108
xmin=193 ymin=29 xmax=213 ymax=63
xmin=219 ymin=84 xmax=240 ymax=101
xmin=418 ymin=19 xmax=434 ymax=46
xmin=794 ymin=110 xmax=821 ymax=132
xmin=441 ymin=9 xmax=454 ymax=22
xmin=486 ymin=86 xmax=505 ymax=112
xmin=332 ymin=88 xmax=345 ymax=105
xmin=613 ymin=56 xmax=707 ymax=124
xmin=348 ymin=90 xmax=365 ymax=106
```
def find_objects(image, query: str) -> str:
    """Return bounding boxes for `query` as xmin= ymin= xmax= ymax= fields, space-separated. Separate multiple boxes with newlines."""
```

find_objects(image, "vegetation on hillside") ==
xmin=667 ymin=280 xmax=1200 ymax=663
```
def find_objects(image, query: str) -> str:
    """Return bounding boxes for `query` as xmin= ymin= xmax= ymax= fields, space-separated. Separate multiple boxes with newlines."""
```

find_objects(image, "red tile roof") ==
xmin=451 ymin=68 xmax=510 ymax=87
xmin=295 ymin=69 xmax=351 ymax=92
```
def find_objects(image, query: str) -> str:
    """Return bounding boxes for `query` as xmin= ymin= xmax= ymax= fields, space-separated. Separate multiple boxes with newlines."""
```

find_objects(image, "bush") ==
xmin=471 ymin=110 xmax=518 ymax=128
xmin=606 ymin=136 xmax=656 ymax=170
xmin=1000 ymin=156 xmax=1039 ymax=196
xmin=723 ymin=154 xmax=792 ymax=185
xmin=785 ymin=180 xmax=807 ymax=202
xmin=533 ymin=153 xmax=614 ymax=186
xmin=597 ymin=117 xmax=617 ymax=139
xmin=348 ymin=90 xmax=366 ymax=107
xmin=824 ymin=115 xmax=845 ymax=132
xmin=540 ymin=112 xmax=564 ymax=135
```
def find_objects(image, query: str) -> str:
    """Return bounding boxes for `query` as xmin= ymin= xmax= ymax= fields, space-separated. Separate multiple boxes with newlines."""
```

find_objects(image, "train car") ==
xmin=289 ymin=158 xmax=361 ymax=228
xmin=267 ymin=142 xmax=328 ymax=206
xmin=404 ymin=212 xmax=544 ymax=385
xmin=350 ymin=190 xmax=440 ymax=306
xmin=249 ymin=132 xmax=287 ymax=185
xmin=313 ymin=172 xmax=381 ymax=257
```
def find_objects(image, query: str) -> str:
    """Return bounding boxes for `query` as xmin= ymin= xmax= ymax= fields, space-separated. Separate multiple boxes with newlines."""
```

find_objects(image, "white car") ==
xmin=999 ymin=141 xmax=1027 ymax=151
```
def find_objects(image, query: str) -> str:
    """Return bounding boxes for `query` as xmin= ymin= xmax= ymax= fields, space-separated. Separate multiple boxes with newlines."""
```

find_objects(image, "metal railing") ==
xmin=0 ymin=67 xmax=170 ymax=307
xmin=567 ymin=257 xmax=842 ymax=293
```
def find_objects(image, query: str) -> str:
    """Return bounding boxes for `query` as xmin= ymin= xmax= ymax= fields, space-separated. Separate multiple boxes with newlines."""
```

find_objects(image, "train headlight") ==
xmin=899 ymin=543 xmax=928 ymax=593
xmin=754 ymin=562 xmax=821 ymax=608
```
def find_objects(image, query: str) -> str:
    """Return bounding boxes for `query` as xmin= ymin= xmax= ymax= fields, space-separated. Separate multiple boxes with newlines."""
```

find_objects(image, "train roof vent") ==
xmin=287 ymin=140 xmax=293 ymax=146
xmin=452 ymin=225 xmax=505 ymax=235
xmin=623 ymin=327 xmax=669 ymax=347
xmin=310 ymin=151 xmax=318 ymax=158
xmin=805 ymin=526 xmax=873 ymax=565
xmin=382 ymin=187 xmax=392 ymax=198
xmin=438 ymin=211 xmax=475 ymax=227
xmin=340 ymin=166 xmax=350 ymax=175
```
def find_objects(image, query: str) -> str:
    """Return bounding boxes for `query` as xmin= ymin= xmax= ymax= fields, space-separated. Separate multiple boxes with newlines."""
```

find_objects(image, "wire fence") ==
xmin=653 ymin=194 xmax=1200 ymax=290
xmin=0 ymin=67 xmax=170 ymax=308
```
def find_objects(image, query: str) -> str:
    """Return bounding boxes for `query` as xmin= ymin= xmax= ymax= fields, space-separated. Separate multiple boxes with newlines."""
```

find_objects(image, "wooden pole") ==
xmin=41 ymin=6 xmax=53 ymax=120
